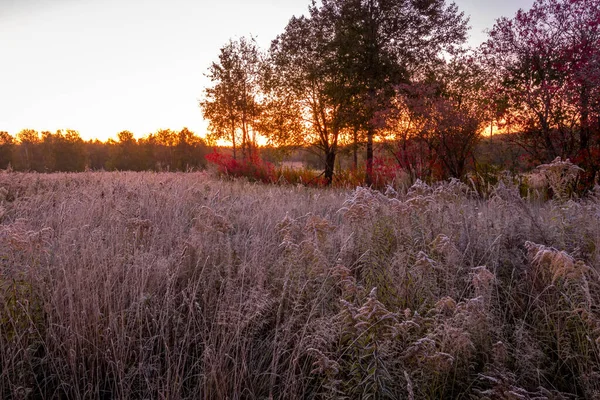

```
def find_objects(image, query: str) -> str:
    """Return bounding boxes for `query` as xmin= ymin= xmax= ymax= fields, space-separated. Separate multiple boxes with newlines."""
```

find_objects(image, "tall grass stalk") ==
xmin=0 ymin=171 xmax=598 ymax=398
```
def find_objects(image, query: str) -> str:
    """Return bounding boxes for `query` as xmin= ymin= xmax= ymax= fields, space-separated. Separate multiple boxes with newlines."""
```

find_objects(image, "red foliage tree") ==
xmin=382 ymin=55 xmax=487 ymax=181
xmin=481 ymin=0 xmax=600 ymax=173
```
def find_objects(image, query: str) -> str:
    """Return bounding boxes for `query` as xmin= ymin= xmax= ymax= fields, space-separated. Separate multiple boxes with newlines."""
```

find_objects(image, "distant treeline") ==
xmin=0 ymin=128 xmax=209 ymax=172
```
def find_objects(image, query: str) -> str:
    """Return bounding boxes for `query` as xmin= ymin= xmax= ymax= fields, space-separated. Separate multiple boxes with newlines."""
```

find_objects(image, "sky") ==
xmin=0 ymin=0 xmax=535 ymax=141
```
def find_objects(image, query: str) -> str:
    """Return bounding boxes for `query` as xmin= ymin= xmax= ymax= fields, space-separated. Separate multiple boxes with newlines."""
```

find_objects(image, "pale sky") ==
xmin=0 ymin=0 xmax=534 ymax=141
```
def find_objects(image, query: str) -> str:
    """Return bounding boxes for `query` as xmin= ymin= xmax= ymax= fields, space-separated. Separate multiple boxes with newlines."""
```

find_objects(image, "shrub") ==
xmin=206 ymin=150 xmax=275 ymax=183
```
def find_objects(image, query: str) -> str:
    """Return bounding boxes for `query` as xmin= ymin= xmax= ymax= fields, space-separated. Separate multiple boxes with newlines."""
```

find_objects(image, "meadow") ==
xmin=0 ymin=170 xmax=599 ymax=399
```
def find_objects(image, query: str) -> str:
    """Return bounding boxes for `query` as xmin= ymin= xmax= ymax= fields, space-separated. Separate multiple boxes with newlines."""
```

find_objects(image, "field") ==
xmin=1 ymin=171 xmax=599 ymax=399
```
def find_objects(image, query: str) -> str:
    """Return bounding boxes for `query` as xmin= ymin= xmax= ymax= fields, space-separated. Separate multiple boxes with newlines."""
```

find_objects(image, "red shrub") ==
xmin=206 ymin=150 xmax=275 ymax=183
xmin=372 ymin=156 xmax=404 ymax=189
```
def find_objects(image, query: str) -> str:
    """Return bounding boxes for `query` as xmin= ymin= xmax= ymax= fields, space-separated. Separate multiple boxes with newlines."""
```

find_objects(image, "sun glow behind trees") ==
xmin=1 ymin=0 xmax=533 ymax=142
xmin=201 ymin=0 xmax=471 ymax=184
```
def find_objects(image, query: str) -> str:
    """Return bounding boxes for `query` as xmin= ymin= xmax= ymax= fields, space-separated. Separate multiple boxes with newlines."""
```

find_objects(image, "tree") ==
xmin=86 ymin=139 xmax=110 ymax=170
xmin=481 ymin=0 xmax=600 ymax=165
xmin=154 ymin=128 xmax=177 ymax=169
xmin=318 ymin=0 xmax=469 ymax=184
xmin=376 ymin=52 xmax=491 ymax=180
xmin=423 ymin=54 xmax=487 ymax=178
xmin=107 ymin=130 xmax=140 ymax=171
xmin=175 ymin=127 xmax=208 ymax=171
xmin=382 ymin=54 xmax=487 ymax=180
xmin=414 ymin=92 xmax=482 ymax=179
xmin=14 ymin=129 xmax=42 ymax=171
xmin=40 ymin=130 xmax=86 ymax=172
xmin=200 ymin=37 xmax=262 ymax=160
xmin=59 ymin=130 xmax=86 ymax=171
xmin=264 ymin=9 xmax=349 ymax=184
xmin=555 ymin=0 xmax=600 ymax=155
xmin=0 ymin=131 xmax=14 ymax=169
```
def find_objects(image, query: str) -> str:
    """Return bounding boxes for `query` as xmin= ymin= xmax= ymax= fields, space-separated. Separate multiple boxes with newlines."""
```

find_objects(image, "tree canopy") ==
xmin=481 ymin=0 xmax=600 ymax=168
xmin=201 ymin=0 xmax=470 ymax=184
xmin=200 ymin=37 xmax=262 ymax=160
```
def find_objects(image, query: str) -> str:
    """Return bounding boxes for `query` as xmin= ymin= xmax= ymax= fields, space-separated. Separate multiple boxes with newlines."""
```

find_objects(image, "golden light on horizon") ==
xmin=0 ymin=0 xmax=311 ymax=143
xmin=1 ymin=0 xmax=533 ymax=144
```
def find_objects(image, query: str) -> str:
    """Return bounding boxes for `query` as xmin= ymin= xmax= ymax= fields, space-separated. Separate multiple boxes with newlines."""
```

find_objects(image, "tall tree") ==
xmin=200 ymin=37 xmax=262 ymax=160
xmin=319 ymin=0 xmax=469 ymax=184
xmin=264 ymin=9 xmax=349 ymax=184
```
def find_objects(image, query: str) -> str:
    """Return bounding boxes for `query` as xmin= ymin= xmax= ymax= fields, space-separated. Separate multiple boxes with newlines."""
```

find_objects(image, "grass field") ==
xmin=1 ymin=171 xmax=599 ymax=399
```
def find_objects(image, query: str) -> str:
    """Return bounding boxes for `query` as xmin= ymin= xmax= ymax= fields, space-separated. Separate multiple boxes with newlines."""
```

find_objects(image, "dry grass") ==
xmin=0 ymin=171 xmax=599 ymax=399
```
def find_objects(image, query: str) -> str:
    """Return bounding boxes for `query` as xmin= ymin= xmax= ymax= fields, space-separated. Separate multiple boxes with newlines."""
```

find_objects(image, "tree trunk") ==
xmin=353 ymin=128 xmax=359 ymax=170
xmin=241 ymin=125 xmax=248 ymax=160
xmin=325 ymin=150 xmax=336 ymax=186
xmin=540 ymin=119 xmax=557 ymax=161
xmin=580 ymin=84 xmax=590 ymax=153
xmin=231 ymin=121 xmax=237 ymax=160
xmin=365 ymin=126 xmax=374 ymax=186
xmin=24 ymin=145 xmax=30 ymax=170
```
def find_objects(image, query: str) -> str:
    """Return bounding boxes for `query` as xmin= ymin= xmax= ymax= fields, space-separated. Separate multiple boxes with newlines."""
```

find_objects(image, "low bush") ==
xmin=206 ymin=150 xmax=276 ymax=183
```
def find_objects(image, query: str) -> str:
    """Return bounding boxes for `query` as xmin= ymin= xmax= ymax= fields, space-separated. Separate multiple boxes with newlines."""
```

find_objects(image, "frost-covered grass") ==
xmin=0 ymin=171 xmax=599 ymax=399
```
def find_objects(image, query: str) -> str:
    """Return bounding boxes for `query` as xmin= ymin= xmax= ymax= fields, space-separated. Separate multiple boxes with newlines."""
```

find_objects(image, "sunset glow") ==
xmin=1 ymin=0 xmax=533 ymax=141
